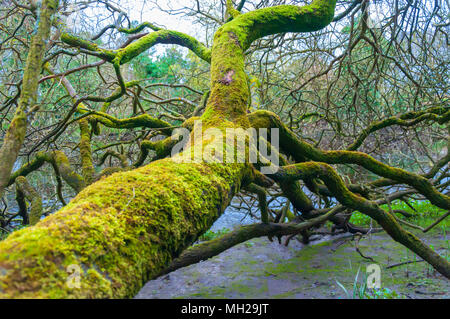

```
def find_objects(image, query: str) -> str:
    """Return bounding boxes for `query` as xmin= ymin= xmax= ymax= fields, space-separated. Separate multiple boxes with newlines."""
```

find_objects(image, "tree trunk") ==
xmin=0 ymin=0 xmax=59 ymax=198
xmin=0 ymin=159 xmax=249 ymax=298
xmin=0 ymin=0 xmax=338 ymax=298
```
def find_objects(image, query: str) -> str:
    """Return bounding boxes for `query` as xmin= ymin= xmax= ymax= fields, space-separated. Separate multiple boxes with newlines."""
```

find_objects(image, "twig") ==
xmin=386 ymin=259 xmax=425 ymax=269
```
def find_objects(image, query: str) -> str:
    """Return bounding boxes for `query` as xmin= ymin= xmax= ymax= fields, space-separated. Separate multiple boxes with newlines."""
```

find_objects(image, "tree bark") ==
xmin=0 ymin=0 xmax=59 ymax=198
xmin=0 ymin=158 xmax=250 ymax=298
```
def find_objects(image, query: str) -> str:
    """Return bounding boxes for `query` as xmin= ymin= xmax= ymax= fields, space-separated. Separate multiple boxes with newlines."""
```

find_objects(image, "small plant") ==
xmin=335 ymin=267 xmax=368 ymax=299
xmin=348 ymin=211 xmax=372 ymax=226
xmin=366 ymin=288 xmax=402 ymax=299
xmin=336 ymin=268 xmax=403 ymax=299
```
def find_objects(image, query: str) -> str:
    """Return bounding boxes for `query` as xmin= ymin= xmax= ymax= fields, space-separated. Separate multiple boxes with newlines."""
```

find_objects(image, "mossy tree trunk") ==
xmin=0 ymin=0 xmax=338 ymax=298
xmin=0 ymin=0 xmax=59 ymax=199
xmin=5 ymin=0 xmax=447 ymax=297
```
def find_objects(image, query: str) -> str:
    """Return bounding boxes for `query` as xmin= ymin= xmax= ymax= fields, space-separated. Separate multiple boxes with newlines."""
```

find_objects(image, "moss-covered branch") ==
xmin=346 ymin=107 xmax=449 ymax=151
xmin=61 ymin=29 xmax=211 ymax=64
xmin=15 ymin=176 xmax=43 ymax=225
xmin=254 ymin=138 xmax=368 ymax=233
xmin=8 ymin=151 xmax=85 ymax=194
xmin=161 ymin=206 xmax=341 ymax=275
xmin=77 ymin=109 xmax=173 ymax=134
xmin=0 ymin=0 xmax=341 ymax=299
xmin=272 ymin=162 xmax=450 ymax=278
xmin=252 ymin=135 xmax=314 ymax=214
xmin=220 ymin=0 xmax=336 ymax=51
xmin=91 ymin=22 xmax=161 ymax=40
xmin=226 ymin=0 xmax=242 ymax=20
xmin=133 ymin=137 xmax=178 ymax=167
xmin=114 ymin=30 xmax=211 ymax=64
xmin=79 ymin=120 xmax=95 ymax=186
xmin=244 ymin=183 xmax=269 ymax=223
xmin=98 ymin=150 xmax=129 ymax=169
xmin=249 ymin=110 xmax=450 ymax=210
xmin=60 ymin=33 xmax=116 ymax=61
xmin=0 ymin=159 xmax=250 ymax=298
xmin=276 ymin=156 xmax=314 ymax=214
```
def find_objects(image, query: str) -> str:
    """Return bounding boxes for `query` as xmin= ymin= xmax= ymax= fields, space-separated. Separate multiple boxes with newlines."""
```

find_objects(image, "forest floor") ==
xmin=135 ymin=229 xmax=449 ymax=299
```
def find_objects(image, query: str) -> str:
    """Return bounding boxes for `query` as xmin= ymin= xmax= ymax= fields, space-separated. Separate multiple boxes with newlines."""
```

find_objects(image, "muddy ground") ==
xmin=135 ymin=228 xmax=449 ymax=299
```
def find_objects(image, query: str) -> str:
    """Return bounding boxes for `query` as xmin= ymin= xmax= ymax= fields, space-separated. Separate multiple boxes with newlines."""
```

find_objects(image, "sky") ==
xmin=66 ymin=0 xmax=202 ymax=55
xmin=128 ymin=0 xmax=197 ymax=32
xmin=68 ymin=0 xmax=200 ymax=36
xmin=64 ymin=0 xmax=408 ymax=57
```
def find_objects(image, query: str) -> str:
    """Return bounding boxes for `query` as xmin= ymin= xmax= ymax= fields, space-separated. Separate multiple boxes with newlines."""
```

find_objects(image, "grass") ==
xmin=350 ymin=199 xmax=449 ymax=263
xmin=349 ymin=199 xmax=449 ymax=230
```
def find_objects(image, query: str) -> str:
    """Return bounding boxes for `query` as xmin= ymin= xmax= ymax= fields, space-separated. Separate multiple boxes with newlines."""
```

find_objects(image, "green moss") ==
xmin=205 ymin=27 xmax=249 ymax=123
xmin=0 ymin=157 xmax=250 ymax=298
xmin=116 ymin=30 xmax=211 ymax=65
xmin=118 ymin=22 xmax=161 ymax=34
xmin=15 ymin=176 xmax=43 ymax=225
xmin=185 ymin=278 xmax=268 ymax=298
xmin=60 ymin=33 xmax=116 ymax=61
xmin=51 ymin=151 xmax=86 ymax=193
xmin=221 ymin=0 xmax=336 ymax=51
xmin=77 ymin=109 xmax=173 ymax=134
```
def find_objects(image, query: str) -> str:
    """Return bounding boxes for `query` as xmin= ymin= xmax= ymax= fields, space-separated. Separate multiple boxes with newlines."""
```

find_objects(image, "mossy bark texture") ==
xmin=0 ymin=160 xmax=246 ymax=298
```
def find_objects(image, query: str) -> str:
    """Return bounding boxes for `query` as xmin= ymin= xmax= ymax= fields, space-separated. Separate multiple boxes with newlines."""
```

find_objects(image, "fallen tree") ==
xmin=0 ymin=0 xmax=449 ymax=298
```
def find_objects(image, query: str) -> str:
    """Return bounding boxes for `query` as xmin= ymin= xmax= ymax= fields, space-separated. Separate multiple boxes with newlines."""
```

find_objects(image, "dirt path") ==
xmin=135 ymin=230 xmax=449 ymax=299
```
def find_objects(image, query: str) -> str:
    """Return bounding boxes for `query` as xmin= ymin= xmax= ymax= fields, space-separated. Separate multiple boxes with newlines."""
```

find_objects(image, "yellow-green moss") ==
xmin=79 ymin=119 xmax=95 ymax=185
xmin=222 ymin=0 xmax=336 ymax=51
xmin=0 ymin=158 xmax=250 ymax=298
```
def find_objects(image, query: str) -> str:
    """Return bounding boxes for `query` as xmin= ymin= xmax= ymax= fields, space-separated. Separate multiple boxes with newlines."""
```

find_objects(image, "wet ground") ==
xmin=135 ymin=230 xmax=449 ymax=299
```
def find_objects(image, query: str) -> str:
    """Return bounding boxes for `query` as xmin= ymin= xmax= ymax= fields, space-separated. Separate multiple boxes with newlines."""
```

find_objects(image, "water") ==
xmin=209 ymin=202 xmax=258 ymax=232
xmin=209 ymin=195 xmax=288 ymax=232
